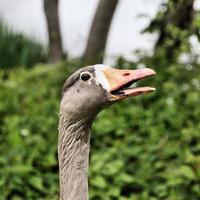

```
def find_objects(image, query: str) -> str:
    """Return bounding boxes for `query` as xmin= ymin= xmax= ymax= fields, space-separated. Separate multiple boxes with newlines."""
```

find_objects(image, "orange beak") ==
xmin=103 ymin=67 xmax=156 ymax=100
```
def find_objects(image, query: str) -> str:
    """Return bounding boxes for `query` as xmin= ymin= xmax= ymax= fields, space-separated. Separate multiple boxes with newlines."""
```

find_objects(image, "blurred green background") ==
xmin=0 ymin=0 xmax=200 ymax=199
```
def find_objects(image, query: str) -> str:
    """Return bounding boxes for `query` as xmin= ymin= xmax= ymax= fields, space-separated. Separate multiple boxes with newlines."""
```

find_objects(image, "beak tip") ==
xmin=150 ymin=87 xmax=156 ymax=91
xmin=146 ymin=68 xmax=156 ymax=76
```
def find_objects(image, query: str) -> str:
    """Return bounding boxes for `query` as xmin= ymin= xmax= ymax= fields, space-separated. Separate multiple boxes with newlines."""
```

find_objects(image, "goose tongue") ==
xmin=102 ymin=67 xmax=156 ymax=100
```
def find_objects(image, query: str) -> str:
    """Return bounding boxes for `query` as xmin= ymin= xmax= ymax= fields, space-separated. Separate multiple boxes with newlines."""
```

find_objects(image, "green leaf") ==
xmin=90 ymin=176 xmax=107 ymax=189
xmin=178 ymin=166 xmax=196 ymax=180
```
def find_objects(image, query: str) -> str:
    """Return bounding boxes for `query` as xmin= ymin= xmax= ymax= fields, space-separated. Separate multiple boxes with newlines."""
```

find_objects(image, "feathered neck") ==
xmin=58 ymin=113 xmax=93 ymax=200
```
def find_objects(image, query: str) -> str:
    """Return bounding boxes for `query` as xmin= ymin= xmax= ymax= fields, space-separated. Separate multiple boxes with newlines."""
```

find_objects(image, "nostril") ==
xmin=123 ymin=72 xmax=130 ymax=76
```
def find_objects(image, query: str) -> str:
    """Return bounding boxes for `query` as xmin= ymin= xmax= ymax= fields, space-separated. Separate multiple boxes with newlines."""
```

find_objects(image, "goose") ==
xmin=58 ymin=64 xmax=156 ymax=200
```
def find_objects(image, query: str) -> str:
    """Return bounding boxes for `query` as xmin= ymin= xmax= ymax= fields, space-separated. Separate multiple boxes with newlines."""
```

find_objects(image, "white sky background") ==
xmin=0 ymin=0 xmax=200 ymax=64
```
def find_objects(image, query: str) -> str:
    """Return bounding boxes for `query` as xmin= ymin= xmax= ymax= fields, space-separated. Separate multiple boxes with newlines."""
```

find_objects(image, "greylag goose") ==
xmin=58 ymin=64 xmax=156 ymax=200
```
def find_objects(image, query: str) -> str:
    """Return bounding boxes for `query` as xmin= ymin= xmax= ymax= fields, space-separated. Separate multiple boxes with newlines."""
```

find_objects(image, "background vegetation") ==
xmin=0 ymin=0 xmax=200 ymax=199
xmin=0 ymin=21 xmax=46 ymax=69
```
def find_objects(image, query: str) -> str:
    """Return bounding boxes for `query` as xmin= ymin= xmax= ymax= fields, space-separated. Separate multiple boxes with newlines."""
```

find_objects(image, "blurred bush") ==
xmin=0 ymin=59 xmax=199 ymax=200
xmin=0 ymin=21 xmax=47 ymax=69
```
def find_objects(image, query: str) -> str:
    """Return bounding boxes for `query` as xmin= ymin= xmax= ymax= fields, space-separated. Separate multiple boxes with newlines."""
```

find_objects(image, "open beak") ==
xmin=103 ymin=67 xmax=156 ymax=100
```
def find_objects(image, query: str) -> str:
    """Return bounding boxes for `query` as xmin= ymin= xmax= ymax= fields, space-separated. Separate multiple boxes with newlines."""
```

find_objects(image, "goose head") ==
xmin=60 ymin=64 xmax=156 ymax=121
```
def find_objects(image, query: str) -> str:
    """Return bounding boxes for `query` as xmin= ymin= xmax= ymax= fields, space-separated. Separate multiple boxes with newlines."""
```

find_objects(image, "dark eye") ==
xmin=80 ymin=73 xmax=91 ymax=81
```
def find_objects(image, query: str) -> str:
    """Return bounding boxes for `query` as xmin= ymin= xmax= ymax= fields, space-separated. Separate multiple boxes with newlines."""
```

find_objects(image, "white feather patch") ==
xmin=94 ymin=64 xmax=111 ymax=91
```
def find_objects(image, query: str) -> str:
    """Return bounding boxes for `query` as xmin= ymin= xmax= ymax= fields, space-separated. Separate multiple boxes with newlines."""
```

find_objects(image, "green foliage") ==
xmin=0 ymin=59 xmax=199 ymax=199
xmin=143 ymin=0 xmax=198 ymax=64
xmin=0 ymin=21 xmax=47 ymax=69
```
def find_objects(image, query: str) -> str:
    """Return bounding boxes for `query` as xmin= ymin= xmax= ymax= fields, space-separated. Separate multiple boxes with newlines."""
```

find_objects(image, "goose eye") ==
xmin=80 ymin=73 xmax=91 ymax=81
